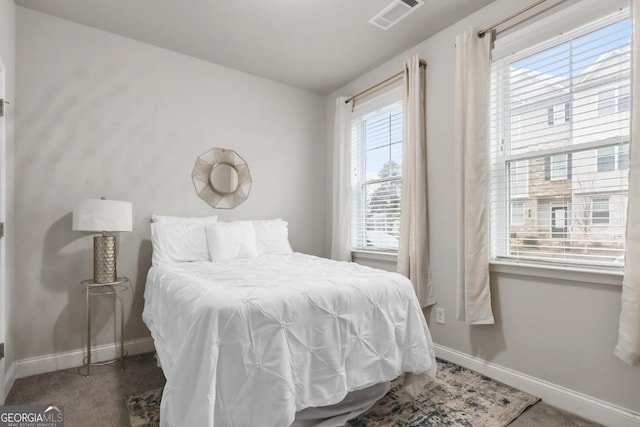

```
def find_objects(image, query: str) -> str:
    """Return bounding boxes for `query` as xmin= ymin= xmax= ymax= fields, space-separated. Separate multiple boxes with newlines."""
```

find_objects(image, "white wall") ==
xmin=0 ymin=0 xmax=16 ymax=400
xmin=326 ymin=0 xmax=640 ymax=418
xmin=13 ymin=7 xmax=326 ymax=365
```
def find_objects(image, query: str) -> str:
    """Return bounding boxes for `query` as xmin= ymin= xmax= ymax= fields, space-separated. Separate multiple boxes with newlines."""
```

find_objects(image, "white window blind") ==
xmin=351 ymin=80 xmax=403 ymax=252
xmin=490 ymin=8 xmax=631 ymax=268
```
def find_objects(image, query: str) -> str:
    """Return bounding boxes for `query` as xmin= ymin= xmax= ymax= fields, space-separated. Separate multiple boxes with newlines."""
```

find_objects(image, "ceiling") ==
xmin=15 ymin=0 xmax=494 ymax=94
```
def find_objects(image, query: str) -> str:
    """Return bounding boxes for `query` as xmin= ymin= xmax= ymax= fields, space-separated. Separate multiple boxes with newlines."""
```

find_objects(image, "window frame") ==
xmin=489 ymin=7 xmax=630 ymax=272
xmin=598 ymin=84 xmax=630 ymax=116
xmin=550 ymin=154 xmax=569 ymax=181
xmin=597 ymin=145 xmax=629 ymax=172
xmin=350 ymin=96 xmax=403 ymax=254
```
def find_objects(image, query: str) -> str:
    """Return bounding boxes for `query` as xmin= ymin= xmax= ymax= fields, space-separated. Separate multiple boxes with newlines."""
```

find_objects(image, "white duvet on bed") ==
xmin=143 ymin=253 xmax=436 ymax=427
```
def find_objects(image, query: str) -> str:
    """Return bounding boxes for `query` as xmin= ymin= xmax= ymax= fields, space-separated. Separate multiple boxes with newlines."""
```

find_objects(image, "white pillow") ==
xmin=150 ymin=222 xmax=210 ymax=265
xmin=205 ymin=222 xmax=259 ymax=262
xmin=253 ymin=219 xmax=293 ymax=255
xmin=151 ymin=214 xmax=218 ymax=224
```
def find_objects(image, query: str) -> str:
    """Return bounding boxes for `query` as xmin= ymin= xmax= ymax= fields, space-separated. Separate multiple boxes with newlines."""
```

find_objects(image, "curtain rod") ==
xmin=345 ymin=60 xmax=426 ymax=104
xmin=478 ymin=0 xmax=571 ymax=38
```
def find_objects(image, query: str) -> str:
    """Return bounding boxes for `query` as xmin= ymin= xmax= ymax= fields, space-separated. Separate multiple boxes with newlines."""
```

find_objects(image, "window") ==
xmin=598 ymin=87 xmax=617 ymax=116
xmin=598 ymin=84 xmax=630 ymax=116
xmin=592 ymin=197 xmax=610 ymax=224
xmin=564 ymin=102 xmax=572 ymax=123
xmin=511 ymin=202 xmax=525 ymax=225
xmin=550 ymin=154 xmax=569 ymax=181
xmin=597 ymin=147 xmax=615 ymax=172
xmin=547 ymin=104 xmax=569 ymax=126
xmin=618 ymin=84 xmax=631 ymax=112
xmin=490 ymin=8 xmax=630 ymax=268
xmin=597 ymin=144 xmax=629 ymax=172
xmin=544 ymin=154 xmax=572 ymax=181
xmin=351 ymin=82 xmax=403 ymax=252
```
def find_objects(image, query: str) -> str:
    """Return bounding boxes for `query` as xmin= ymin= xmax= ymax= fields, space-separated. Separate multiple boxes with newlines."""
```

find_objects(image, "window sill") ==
xmin=351 ymin=250 xmax=397 ymax=263
xmin=490 ymin=260 xmax=623 ymax=287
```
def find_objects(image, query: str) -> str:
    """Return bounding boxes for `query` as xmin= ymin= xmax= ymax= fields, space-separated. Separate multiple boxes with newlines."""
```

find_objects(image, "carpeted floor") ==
xmin=6 ymin=352 xmax=603 ymax=427
xmin=5 ymin=353 xmax=165 ymax=427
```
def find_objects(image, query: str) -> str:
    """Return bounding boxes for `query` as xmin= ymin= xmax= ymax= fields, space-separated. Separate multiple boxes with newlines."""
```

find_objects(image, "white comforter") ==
xmin=143 ymin=253 xmax=436 ymax=427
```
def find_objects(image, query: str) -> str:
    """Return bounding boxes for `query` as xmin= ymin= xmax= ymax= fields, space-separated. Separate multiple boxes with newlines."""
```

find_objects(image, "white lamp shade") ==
xmin=72 ymin=199 xmax=133 ymax=232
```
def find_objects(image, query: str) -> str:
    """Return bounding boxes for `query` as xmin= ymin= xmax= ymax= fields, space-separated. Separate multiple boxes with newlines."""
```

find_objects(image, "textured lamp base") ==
xmin=94 ymin=235 xmax=117 ymax=283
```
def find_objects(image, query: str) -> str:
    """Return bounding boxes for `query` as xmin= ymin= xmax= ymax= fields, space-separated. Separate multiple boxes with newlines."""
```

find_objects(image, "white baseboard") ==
xmin=12 ymin=337 xmax=155 ymax=381
xmin=435 ymin=344 xmax=640 ymax=427
xmin=3 ymin=361 xmax=15 ymax=404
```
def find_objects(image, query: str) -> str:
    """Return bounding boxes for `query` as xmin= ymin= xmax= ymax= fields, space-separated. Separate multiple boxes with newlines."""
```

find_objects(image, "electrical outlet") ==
xmin=435 ymin=307 xmax=445 ymax=325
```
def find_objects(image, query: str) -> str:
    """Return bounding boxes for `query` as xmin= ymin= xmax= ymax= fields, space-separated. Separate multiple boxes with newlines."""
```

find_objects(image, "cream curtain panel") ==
xmin=454 ymin=29 xmax=495 ymax=325
xmin=615 ymin=1 xmax=640 ymax=367
xmin=398 ymin=55 xmax=436 ymax=308
xmin=331 ymin=97 xmax=353 ymax=262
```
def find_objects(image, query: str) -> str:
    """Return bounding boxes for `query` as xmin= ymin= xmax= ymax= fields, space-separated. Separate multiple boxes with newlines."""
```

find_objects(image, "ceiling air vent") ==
xmin=369 ymin=0 xmax=425 ymax=31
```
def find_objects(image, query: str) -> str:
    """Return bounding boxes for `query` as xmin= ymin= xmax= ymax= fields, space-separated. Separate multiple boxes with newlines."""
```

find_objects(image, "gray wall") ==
xmin=0 ymin=0 xmax=16 ymax=396
xmin=13 ymin=7 xmax=326 ymax=365
xmin=325 ymin=0 xmax=640 ymax=415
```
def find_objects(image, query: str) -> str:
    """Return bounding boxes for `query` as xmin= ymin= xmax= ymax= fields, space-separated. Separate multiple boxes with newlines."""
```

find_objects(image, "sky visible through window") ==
xmin=513 ymin=18 xmax=630 ymax=76
xmin=364 ymin=104 xmax=403 ymax=178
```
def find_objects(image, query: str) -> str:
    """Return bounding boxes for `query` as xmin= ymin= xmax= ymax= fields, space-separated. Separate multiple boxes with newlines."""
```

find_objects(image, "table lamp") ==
xmin=73 ymin=198 xmax=133 ymax=283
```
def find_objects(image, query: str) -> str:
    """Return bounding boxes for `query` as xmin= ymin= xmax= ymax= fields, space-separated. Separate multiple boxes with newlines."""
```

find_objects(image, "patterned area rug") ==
xmin=127 ymin=387 xmax=161 ymax=427
xmin=126 ymin=359 xmax=539 ymax=427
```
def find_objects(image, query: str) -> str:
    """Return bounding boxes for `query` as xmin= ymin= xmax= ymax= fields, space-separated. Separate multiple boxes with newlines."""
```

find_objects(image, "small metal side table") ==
xmin=81 ymin=276 xmax=129 ymax=376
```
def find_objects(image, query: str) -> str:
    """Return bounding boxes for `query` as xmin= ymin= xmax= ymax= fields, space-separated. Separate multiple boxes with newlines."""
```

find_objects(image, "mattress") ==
xmin=143 ymin=253 xmax=437 ymax=427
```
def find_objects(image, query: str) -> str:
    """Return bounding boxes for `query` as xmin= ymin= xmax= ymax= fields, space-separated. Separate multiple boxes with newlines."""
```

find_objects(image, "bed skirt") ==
xmin=291 ymin=381 xmax=391 ymax=427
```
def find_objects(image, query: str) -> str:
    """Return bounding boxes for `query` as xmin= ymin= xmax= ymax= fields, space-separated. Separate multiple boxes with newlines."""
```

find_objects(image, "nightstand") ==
xmin=81 ymin=276 xmax=129 ymax=376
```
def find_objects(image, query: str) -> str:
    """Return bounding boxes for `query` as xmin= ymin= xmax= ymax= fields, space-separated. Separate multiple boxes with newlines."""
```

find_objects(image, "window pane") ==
xmin=592 ymin=197 xmax=610 ymax=224
xmin=510 ymin=160 xmax=529 ymax=198
xmin=598 ymin=88 xmax=616 ymax=116
xmin=366 ymin=146 xmax=391 ymax=177
xmin=564 ymin=102 xmax=572 ymax=123
xmin=511 ymin=202 xmax=525 ymax=225
xmin=364 ymin=180 xmax=401 ymax=250
xmin=550 ymin=154 xmax=568 ymax=180
xmin=618 ymin=84 xmax=631 ymax=112
xmin=351 ymin=98 xmax=403 ymax=252
xmin=390 ymin=142 xmax=402 ymax=167
xmin=618 ymin=144 xmax=629 ymax=170
xmin=490 ymin=10 xmax=630 ymax=267
xmin=597 ymin=147 xmax=615 ymax=172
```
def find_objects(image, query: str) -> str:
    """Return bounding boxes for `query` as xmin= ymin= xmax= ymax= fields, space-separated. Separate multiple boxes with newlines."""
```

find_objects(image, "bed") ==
xmin=142 ymin=217 xmax=437 ymax=427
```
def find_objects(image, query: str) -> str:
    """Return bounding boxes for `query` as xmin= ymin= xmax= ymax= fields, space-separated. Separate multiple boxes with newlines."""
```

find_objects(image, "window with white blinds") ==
xmin=490 ymin=7 xmax=631 ymax=268
xmin=351 ymin=80 xmax=403 ymax=252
